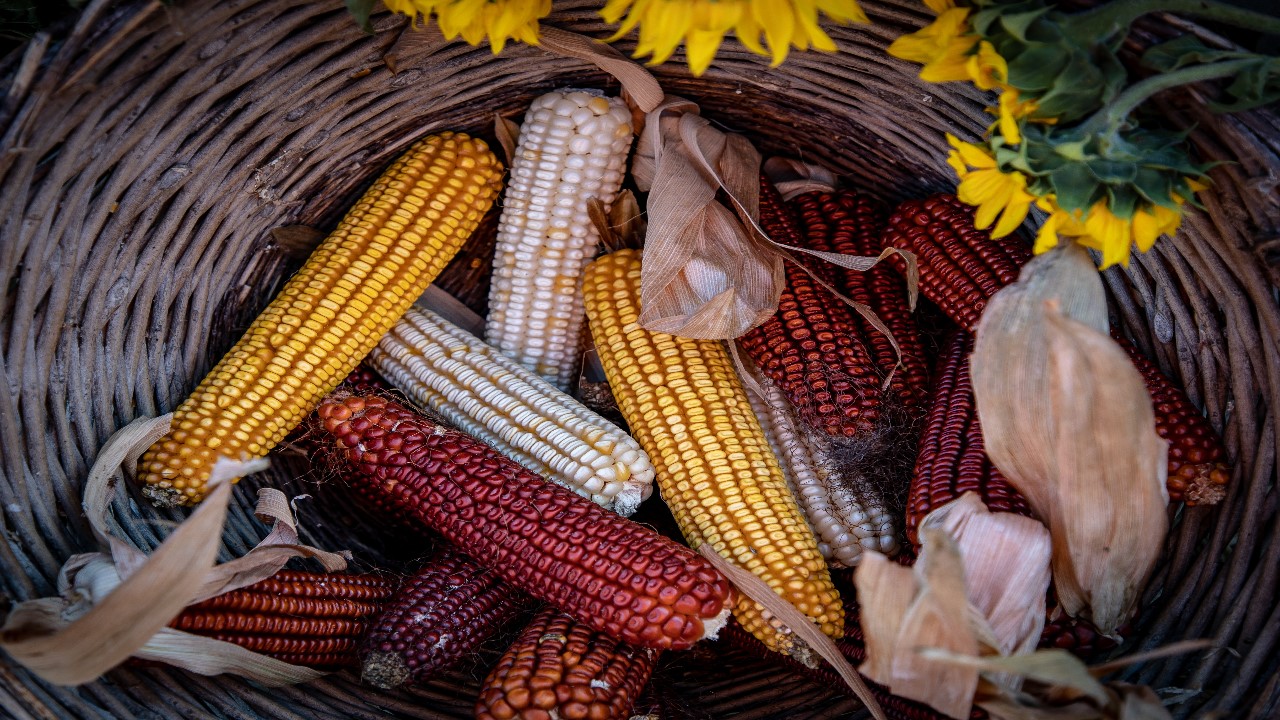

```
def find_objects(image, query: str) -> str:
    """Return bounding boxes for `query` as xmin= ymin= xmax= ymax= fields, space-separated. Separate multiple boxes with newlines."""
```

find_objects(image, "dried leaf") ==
xmin=972 ymin=241 xmax=1167 ymax=636
xmin=921 ymin=493 xmax=1051 ymax=659
xmin=763 ymin=157 xmax=839 ymax=200
xmin=854 ymin=552 xmax=916 ymax=686
xmin=493 ymin=113 xmax=520 ymax=167
xmin=536 ymin=27 xmax=664 ymax=113
xmin=416 ymin=284 xmax=485 ymax=337
xmin=920 ymin=648 xmax=1109 ymax=706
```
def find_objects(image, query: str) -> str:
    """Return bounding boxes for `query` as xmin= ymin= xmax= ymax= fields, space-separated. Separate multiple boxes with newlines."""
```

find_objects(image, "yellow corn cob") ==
xmin=582 ymin=249 xmax=843 ymax=658
xmin=486 ymin=89 xmax=634 ymax=391
xmin=137 ymin=132 xmax=503 ymax=506
xmin=369 ymin=306 xmax=656 ymax=516
xmin=744 ymin=366 xmax=899 ymax=568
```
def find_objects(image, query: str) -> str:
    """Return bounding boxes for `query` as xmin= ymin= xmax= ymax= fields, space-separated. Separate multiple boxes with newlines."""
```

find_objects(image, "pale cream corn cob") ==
xmin=370 ymin=306 xmax=655 ymax=516
xmin=744 ymin=367 xmax=900 ymax=567
xmin=486 ymin=88 xmax=634 ymax=391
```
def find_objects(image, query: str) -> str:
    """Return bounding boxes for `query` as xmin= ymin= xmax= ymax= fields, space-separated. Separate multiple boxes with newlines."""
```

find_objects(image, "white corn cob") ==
xmin=370 ymin=306 xmax=655 ymax=516
xmin=746 ymin=369 xmax=899 ymax=567
xmin=485 ymin=89 xmax=634 ymax=391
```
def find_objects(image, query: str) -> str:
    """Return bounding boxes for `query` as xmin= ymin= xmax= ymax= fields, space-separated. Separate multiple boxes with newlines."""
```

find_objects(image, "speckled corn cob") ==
xmin=137 ymin=132 xmax=503 ymax=506
xmin=486 ymin=89 xmax=634 ymax=390
xmin=316 ymin=393 xmax=734 ymax=651
xmin=740 ymin=182 xmax=886 ymax=439
xmin=168 ymin=570 xmax=395 ymax=669
xmin=370 ymin=306 xmax=655 ymax=516
xmin=582 ymin=249 xmax=843 ymax=658
xmin=906 ymin=332 xmax=1035 ymax=548
xmin=475 ymin=606 xmax=658 ymax=720
xmin=790 ymin=190 xmax=930 ymax=416
xmin=361 ymin=546 xmax=526 ymax=689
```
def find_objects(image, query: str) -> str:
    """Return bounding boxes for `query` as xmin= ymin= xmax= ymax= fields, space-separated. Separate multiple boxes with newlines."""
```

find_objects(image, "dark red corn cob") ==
xmin=361 ymin=546 xmax=527 ymax=689
xmin=906 ymin=332 xmax=1036 ymax=547
xmin=315 ymin=393 xmax=735 ymax=651
xmin=475 ymin=606 xmax=659 ymax=720
xmin=740 ymin=180 xmax=886 ymax=439
xmin=171 ymin=613 xmax=365 ymax=637
xmin=791 ymin=190 xmax=931 ymax=417
xmin=200 ymin=634 xmax=361 ymax=656
xmin=882 ymin=194 xmax=1029 ymax=333
xmin=1112 ymin=334 xmax=1230 ymax=506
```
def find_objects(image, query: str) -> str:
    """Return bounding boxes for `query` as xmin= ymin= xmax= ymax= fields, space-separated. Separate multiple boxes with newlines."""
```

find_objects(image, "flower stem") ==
xmin=1080 ymin=59 xmax=1256 ymax=135
xmin=1066 ymin=0 xmax=1280 ymax=40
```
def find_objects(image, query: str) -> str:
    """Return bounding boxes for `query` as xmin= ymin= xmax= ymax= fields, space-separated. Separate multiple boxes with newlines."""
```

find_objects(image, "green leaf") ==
xmin=1212 ymin=59 xmax=1280 ymax=112
xmin=346 ymin=0 xmax=377 ymax=34
xmin=1007 ymin=43 xmax=1072 ymax=91
xmin=1141 ymin=36 xmax=1251 ymax=73
xmin=999 ymin=8 xmax=1053 ymax=42
xmin=1053 ymin=139 xmax=1089 ymax=162
xmin=1105 ymin=186 xmax=1140 ymax=221
xmin=1086 ymin=158 xmax=1137 ymax=184
xmin=1049 ymin=163 xmax=1100 ymax=212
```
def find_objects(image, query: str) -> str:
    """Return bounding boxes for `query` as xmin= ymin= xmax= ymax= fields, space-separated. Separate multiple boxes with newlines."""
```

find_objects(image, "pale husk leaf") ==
xmin=921 ymin=493 xmax=1052 ymax=659
xmin=762 ymin=156 xmax=838 ymax=199
xmin=853 ymin=552 xmax=916 ymax=687
xmin=535 ymin=27 xmax=664 ymax=113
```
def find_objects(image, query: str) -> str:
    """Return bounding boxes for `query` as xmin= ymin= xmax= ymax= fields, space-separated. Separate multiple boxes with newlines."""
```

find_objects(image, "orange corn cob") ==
xmin=790 ymin=190 xmax=931 ymax=417
xmin=137 ymin=132 xmax=503 ymax=506
xmin=882 ymin=195 xmax=1230 ymax=506
xmin=475 ymin=606 xmax=658 ymax=720
xmin=315 ymin=393 xmax=735 ymax=651
xmin=361 ymin=546 xmax=527 ymax=689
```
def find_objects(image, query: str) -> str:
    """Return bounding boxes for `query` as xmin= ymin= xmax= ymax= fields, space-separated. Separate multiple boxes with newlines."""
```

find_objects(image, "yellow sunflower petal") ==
xmin=997 ymin=91 xmax=1022 ymax=145
xmin=1084 ymin=202 xmax=1133 ymax=268
xmin=967 ymin=40 xmax=1006 ymax=90
xmin=1131 ymin=207 xmax=1161 ymax=253
xmin=756 ymin=0 xmax=797 ymax=65
xmin=686 ymin=28 xmax=727 ymax=75
xmin=1034 ymin=212 xmax=1063 ymax=254
xmin=991 ymin=190 xmax=1033 ymax=238
xmin=947 ymin=135 xmax=997 ymax=169
xmin=924 ymin=0 xmax=956 ymax=12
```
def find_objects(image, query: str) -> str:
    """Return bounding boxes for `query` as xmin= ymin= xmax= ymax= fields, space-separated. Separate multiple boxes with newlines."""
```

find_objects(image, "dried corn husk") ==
xmin=971 ymin=242 xmax=1168 ymax=636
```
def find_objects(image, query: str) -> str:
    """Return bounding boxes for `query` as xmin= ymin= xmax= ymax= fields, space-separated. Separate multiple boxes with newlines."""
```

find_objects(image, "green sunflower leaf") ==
xmin=1212 ymin=59 xmax=1280 ymax=113
xmin=1141 ymin=36 xmax=1252 ymax=73
xmin=1049 ymin=163 xmax=1100 ymax=212
xmin=1006 ymin=43 xmax=1071 ymax=91
xmin=346 ymin=0 xmax=377 ymax=34
xmin=999 ymin=8 xmax=1054 ymax=42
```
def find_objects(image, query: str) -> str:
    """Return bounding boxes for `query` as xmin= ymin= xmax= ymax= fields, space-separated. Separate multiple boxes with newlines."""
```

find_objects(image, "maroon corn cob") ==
xmin=168 ymin=570 xmax=395 ymax=669
xmin=881 ymin=194 xmax=1029 ymax=333
xmin=315 ymin=393 xmax=735 ymax=651
xmin=882 ymin=195 xmax=1230 ymax=506
xmin=906 ymin=332 xmax=1036 ymax=547
xmin=1112 ymin=334 xmax=1230 ymax=506
xmin=791 ymin=190 xmax=931 ymax=417
xmin=361 ymin=546 xmax=527 ymax=689
xmin=740 ymin=180 xmax=887 ymax=439
xmin=476 ymin=606 xmax=659 ymax=720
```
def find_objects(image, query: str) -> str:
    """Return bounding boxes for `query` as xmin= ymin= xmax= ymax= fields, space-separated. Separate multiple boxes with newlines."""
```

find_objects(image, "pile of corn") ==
xmin=134 ymin=88 xmax=1229 ymax=720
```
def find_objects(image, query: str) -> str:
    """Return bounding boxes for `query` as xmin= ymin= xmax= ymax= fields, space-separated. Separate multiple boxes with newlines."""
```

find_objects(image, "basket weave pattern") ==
xmin=1 ymin=1 xmax=1277 ymax=718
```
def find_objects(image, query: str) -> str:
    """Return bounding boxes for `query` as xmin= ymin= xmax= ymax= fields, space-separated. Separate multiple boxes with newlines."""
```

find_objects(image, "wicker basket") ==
xmin=1 ymin=1 xmax=1277 ymax=718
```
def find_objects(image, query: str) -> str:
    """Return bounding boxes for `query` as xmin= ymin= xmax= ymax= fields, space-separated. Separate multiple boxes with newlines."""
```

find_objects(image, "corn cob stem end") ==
xmin=361 ymin=651 xmax=411 ymax=690
xmin=140 ymin=483 xmax=190 ymax=508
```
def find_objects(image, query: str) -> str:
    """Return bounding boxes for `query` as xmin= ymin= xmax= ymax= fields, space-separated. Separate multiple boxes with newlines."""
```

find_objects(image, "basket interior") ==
xmin=1 ymin=1 xmax=1278 ymax=718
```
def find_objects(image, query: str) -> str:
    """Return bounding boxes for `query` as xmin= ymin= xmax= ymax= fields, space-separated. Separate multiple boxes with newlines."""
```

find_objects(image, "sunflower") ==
xmin=386 ymin=0 xmax=551 ymax=53
xmin=1035 ymin=196 xmax=1187 ymax=269
xmin=945 ymin=134 xmax=1036 ymax=238
xmin=887 ymin=2 xmax=979 ymax=84
xmin=600 ymin=0 xmax=868 ymax=76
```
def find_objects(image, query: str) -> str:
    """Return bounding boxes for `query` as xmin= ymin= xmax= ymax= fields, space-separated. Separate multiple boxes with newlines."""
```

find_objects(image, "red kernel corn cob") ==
xmin=316 ymin=394 xmax=735 ymax=651
xmin=790 ymin=190 xmax=931 ymax=417
xmin=361 ymin=546 xmax=527 ymax=689
xmin=740 ymin=181 xmax=886 ymax=439
xmin=906 ymin=332 xmax=1035 ymax=547
xmin=475 ymin=606 xmax=658 ymax=720
xmin=168 ymin=570 xmax=395 ymax=669
xmin=882 ymin=195 xmax=1230 ymax=506
xmin=882 ymin=193 xmax=1028 ymax=333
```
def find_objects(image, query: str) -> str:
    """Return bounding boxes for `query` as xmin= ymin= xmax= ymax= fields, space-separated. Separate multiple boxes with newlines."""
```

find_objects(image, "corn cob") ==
xmin=790 ymin=190 xmax=931 ymax=416
xmin=582 ymin=249 xmax=842 ymax=657
xmin=746 ymin=367 xmax=898 ymax=567
xmin=1112 ymin=334 xmax=1230 ymax=505
xmin=137 ymin=132 xmax=504 ymax=506
xmin=906 ymin=332 xmax=1036 ymax=548
xmin=475 ymin=606 xmax=658 ymax=720
xmin=168 ymin=570 xmax=395 ymax=669
xmin=881 ymin=194 xmax=1028 ymax=334
xmin=369 ymin=306 xmax=655 ymax=516
xmin=882 ymin=196 xmax=1230 ymax=506
xmin=486 ymin=89 xmax=634 ymax=390
xmin=316 ymin=393 xmax=734 ymax=651
xmin=740 ymin=182 xmax=887 ymax=439
xmin=361 ymin=546 xmax=527 ymax=689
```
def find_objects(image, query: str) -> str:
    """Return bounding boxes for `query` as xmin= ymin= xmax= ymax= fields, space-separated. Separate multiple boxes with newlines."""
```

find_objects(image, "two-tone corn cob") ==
xmin=881 ymin=195 xmax=1231 ymax=506
xmin=486 ymin=89 xmax=634 ymax=390
xmin=790 ymin=190 xmax=931 ymax=418
xmin=582 ymin=249 xmax=843 ymax=657
xmin=739 ymin=181 xmax=887 ymax=439
xmin=905 ymin=332 xmax=1035 ymax=548
xmin=361 ymin=546 xmax=526 ymax=689
xmin=369 ymin=306 xmax=655 ymax=516
xmin=315 ymin=393 xmax=734 ymax=650
xmin=746 ymin=366 xmax=898 ymax=567
xmin=137 ymin=132 xmax=504 ymax=506
xmin=475 ymin=606 xmax=658 ymax=720
xmin=169 ymin=570 xmax=397 ymax=669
